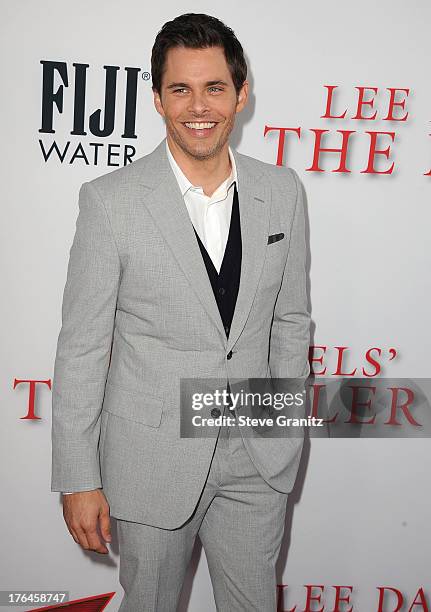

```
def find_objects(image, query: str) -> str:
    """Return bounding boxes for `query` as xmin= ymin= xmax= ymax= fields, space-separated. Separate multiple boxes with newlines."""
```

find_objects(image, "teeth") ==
xmin=185 ymin=122 xmax=216 ymax=129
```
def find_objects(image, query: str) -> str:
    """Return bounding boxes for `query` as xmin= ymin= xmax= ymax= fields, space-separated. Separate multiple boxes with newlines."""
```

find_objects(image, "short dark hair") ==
xmin=151 ymin=13 xmax=247 ymax=98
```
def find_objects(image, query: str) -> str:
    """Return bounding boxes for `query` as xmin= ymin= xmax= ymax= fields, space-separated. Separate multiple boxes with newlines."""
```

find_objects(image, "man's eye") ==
xmin=172 ymin=87 xmax=223 ymax=94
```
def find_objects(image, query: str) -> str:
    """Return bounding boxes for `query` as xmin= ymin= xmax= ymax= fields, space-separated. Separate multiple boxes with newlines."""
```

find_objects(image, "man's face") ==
xmin=153 ymin=45 xmax=248 ymax=160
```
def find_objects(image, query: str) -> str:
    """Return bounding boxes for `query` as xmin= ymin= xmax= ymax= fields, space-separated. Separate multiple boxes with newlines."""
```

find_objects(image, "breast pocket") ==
xmin=267 ymin=232 xmax=285 ymax=245
xmin=259 ymin=234 xmax=288 ymax=291
xmin=102 ymin=381 xmax=164 ymax=428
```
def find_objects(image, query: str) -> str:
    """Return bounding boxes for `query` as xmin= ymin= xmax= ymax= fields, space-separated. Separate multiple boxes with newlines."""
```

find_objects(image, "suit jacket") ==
xmin=51 ymin=137 xmax=310 ymax=529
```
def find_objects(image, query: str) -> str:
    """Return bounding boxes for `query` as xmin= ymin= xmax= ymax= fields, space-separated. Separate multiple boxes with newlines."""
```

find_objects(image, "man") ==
xmin=51 ymin=12 xmax=310 ymax=612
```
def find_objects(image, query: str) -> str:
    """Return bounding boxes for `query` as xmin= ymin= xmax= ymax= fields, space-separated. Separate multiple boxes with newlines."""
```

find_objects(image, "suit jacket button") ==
xmin=218 ymin=287 xmax=226 ymax=295
xmin=227 ymin=350 xmax=233 ymax=360
xmin=211 ymin=408 xmax=221 ymax=418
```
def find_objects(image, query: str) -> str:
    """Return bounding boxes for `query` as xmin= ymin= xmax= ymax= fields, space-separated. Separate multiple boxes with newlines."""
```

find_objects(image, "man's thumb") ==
xmin=99 ymin=510 xmax=112 ymax=542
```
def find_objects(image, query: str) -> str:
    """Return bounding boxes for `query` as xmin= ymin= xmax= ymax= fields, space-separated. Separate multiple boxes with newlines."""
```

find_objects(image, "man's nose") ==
xmin=187 ymin=92 xmax=209 ymax=115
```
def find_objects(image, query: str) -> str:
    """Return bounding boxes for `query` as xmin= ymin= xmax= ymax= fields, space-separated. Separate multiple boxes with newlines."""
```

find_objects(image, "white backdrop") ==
xmin=1 ymin=1 xmax=430 ymax=610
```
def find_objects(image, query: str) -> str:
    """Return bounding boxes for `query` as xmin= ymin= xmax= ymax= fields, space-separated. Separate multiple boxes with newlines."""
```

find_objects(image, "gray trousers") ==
xmin=117 ymin=415 xmax=288 ymax=611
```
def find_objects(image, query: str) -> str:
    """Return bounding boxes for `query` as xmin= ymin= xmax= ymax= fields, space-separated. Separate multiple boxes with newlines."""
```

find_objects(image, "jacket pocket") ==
xmin=102 ymin=381 xmax=163 ymax=428
xmin=267 ymin=232 xmax=285 ymax=244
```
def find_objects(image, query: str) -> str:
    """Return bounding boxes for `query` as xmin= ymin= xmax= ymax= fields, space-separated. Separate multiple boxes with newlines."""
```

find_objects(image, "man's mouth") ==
xmin=183 ymin=122 xmax=217 ymax=130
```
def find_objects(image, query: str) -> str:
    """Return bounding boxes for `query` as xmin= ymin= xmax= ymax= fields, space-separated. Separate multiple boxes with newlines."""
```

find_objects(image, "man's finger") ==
xmin=67 ymin=525 xmax=80 ymax=545
xmin=84 ymin=527 xmax=109 ymax=554
xmin=74 ymin=526 xmax=91 ymax=550
xmin=99 ymin=510 xmax=112 ymax=543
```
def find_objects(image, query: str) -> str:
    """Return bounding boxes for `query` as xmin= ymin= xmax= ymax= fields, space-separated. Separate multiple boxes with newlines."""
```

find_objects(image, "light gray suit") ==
xmin=51 ymin=137 xmax=310 ymax=609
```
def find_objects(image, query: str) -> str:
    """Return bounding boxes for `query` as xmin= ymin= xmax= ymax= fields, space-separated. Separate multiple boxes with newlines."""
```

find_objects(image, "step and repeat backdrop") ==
xmin=2 ymin=1 xmax=430 ymax=610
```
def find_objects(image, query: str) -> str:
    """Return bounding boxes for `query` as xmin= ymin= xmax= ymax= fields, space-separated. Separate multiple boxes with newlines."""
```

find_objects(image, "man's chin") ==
xmin=180 ymin=142 xmax=220 ymax=161
xmin=168 ymin=129 xmax=227 ymax=160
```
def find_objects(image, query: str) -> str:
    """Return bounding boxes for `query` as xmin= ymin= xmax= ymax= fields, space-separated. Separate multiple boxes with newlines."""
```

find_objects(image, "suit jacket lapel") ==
xmin=138 ymin=138 xmax=270 ymax=354
xmin=226 ymin=156 xmax=270 ymax=354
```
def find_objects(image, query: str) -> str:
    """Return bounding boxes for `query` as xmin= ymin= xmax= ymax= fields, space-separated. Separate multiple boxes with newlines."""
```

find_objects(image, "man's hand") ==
xmin=62 ymin=489 xmax=111 ymax=554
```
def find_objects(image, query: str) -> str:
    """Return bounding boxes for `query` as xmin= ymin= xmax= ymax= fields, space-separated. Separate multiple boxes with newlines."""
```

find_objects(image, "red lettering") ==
xmin=353 ymin=87 xmax=378 ymax=120
xmin=361 ymin=131 xmax=395 ymax=174
xmin=383 ymin=88 xmax=409 ymax=121
xmin=332 ymin=585 xmax=353 ymax=612
xmin=263 ymin=126 xmax=301 ymax=166
xmin=321 ymin=85 xmax=347 ymax=119
xmin=306 ymin=129 xmax=355 ymax=173
xmin=13 ymin=378 xmax=52 ymax=419
xmin=385 ymin=387 xmax=421 ymax=426
xmin=346 ymin=385 xmax=376 ymax=424
xmin=303 ymin=585 xmax=325 ymax=612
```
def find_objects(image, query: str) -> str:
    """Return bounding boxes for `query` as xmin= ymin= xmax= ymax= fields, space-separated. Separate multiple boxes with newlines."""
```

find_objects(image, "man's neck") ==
xmin=166 ymin=135 xmax=232 ymax=197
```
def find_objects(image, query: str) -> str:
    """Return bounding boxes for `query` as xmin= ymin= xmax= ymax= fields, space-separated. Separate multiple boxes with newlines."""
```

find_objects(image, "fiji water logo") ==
xmin=38 ymin=61 xmax=151 ymax=167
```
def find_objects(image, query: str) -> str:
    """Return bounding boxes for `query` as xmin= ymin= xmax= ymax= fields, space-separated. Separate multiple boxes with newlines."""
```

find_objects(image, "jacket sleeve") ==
xmin=268 ymin=168 xmax=311 ymax=382
xmin=51 ymin=181 xmax=121 ymax=492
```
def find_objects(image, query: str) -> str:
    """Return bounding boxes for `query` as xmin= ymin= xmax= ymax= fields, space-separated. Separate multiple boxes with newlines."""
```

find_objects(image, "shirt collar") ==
xmin=165 ymin=138 xmax=237 ymax=198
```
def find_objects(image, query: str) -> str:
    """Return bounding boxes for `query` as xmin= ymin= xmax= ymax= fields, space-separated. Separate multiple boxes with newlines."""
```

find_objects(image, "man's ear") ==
xmin=153 ymin=88 xmax=165 ymax=118
xmin=235 ymin=80 xmax=249 ymax=114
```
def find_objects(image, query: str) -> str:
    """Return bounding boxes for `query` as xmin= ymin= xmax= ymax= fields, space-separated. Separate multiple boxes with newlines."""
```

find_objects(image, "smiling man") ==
xmin=51 ymin=12 xmax=310 ymax=612
xmin=153 ymin=43 xmax=241 ymax=198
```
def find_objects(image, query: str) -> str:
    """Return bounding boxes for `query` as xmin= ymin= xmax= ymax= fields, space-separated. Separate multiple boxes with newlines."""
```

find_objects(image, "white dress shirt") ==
xmin=165 ymin=139 xmax=238 ymax=273
xmin=62 ymin=140 xmax=238 ymax=495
